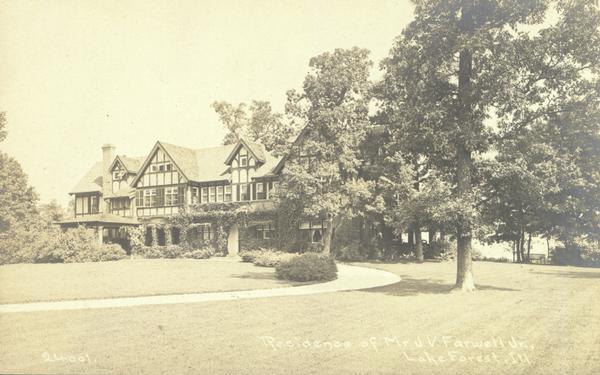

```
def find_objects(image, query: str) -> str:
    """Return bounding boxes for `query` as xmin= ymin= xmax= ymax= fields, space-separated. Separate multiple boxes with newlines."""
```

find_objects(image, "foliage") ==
xmin=376 ymin=0 xmax=600 ymax=286
xmin=251 ymin=250 xmax=298 ymax=267
xmin=239 ymin=248 xmax=280 ymax=263
xmin=135 ymin=243 xmax=215 ymax=260
xmin=182 ymin=247 xmax=214 ymax=260
xmin=280 ymin=47 xmax=374 ymax=254
xmin=275 ymin=253 xmax=338 ymax=282
xmin=424 ymin=240 xmax=455 ymax=260
xmin=0 ymin=151 xmax=39 ymax=235
xmin=0 ymin=111 xmax=6 ymax=143
xmin=335 ymin=242 xmax=367 ymax=262
xmin=212 ymin=100 xmax=299 ymax=156
xmin=551 ymin=237 xmax=600 ymax=267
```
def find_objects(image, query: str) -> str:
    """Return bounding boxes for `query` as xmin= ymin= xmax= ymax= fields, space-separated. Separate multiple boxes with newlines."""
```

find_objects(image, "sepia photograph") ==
xmin=0 ymin=0 xmax=599 ymax=374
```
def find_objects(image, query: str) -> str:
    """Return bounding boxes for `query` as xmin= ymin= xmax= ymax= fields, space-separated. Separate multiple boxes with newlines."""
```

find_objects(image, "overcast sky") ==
xmin=0 ymin=0 xmax=415 ymax=205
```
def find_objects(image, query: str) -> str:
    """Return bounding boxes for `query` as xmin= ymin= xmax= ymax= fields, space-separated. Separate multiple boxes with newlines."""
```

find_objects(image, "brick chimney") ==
xmin=102 ymin=144 xmax=115 ymax=201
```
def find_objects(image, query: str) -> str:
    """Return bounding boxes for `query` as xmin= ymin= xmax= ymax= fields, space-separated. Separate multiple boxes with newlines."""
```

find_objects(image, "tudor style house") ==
xmin=58 ymin=139 xmax=294 ymax=255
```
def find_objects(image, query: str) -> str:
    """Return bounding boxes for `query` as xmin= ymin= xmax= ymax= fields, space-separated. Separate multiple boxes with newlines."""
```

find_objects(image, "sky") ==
xmin=0 ymin=0 xmax=415 ymax=206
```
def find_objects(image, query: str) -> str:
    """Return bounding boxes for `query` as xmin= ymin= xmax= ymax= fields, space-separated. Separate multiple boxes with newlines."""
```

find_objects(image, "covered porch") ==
xmin=56 ymin=213 xmax=140 ymax=249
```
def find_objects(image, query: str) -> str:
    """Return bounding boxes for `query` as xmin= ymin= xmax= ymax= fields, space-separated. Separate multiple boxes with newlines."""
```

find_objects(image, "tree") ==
xmin=0 ymin=112 xmax=6 ymax=143
xmin=279 ymin=47 xmax=373 ymax=254
xmin=39 ymin=200 xmax=66 ymax=224
xmin=212 ymin=100 xmax=299 ymax=156
xmin=379 ymin=0 xmax=599 ymax=290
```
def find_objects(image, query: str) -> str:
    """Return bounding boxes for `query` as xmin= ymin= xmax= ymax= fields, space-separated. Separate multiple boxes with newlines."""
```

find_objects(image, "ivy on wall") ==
xmin=127 ymin=200 xmax=313 ymax=254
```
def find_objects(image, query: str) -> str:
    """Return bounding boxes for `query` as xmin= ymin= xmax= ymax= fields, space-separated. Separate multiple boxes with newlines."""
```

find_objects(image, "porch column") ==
xmin=98 ymin=225 xmax=104 ymax=244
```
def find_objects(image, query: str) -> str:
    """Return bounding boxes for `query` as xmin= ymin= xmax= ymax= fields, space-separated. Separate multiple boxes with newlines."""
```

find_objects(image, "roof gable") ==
xmin=131 ymin=142 xmax=189 ymax=187
xmin=224 ymin=139 xmax=267 ymax=165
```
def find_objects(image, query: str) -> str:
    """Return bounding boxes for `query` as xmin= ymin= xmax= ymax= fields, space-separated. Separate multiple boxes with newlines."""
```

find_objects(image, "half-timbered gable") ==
xmin=132 ymin=142 xmax=189 ymax=217
xmin=224 ymin=139 xmax=279 ymax=202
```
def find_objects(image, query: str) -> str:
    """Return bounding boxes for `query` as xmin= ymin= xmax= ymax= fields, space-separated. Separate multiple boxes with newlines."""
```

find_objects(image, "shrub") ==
xmin=276 ymin=253 xmax=338 ymax=282
xmin=551 ymin=238 xmax=600 ymax=267
xmin=240 ymin=250 xmax=260 ymax=263
xmin=336 ymin=243 xmax=366 ymax=262
xmin=182 ymin=246 xmax=214 ymax=260
xmin=89 ymin=244 xmax=127 ymax=262
xmin=136 ymin=244 xmax=215 ymax=260
xmin=252 ymin=250 xmax=298 ymax=267
xmin=425 ymin=240 xmax=455 ymax=260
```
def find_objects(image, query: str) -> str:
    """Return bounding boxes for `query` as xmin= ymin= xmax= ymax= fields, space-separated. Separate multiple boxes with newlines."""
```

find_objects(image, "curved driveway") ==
xmin=0 ymin=264 xmax=400 ymax=314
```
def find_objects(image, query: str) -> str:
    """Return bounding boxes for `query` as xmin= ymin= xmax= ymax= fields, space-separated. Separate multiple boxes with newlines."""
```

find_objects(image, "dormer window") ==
xmin=240 ymin=155 xmax=248 ymax=167
xmin=113 ymin=171 xmax=125 ymax=180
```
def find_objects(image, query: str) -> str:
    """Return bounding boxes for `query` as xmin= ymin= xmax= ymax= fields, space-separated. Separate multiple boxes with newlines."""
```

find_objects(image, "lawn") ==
xmin=1 ymin=260 xmax=599 ymax=374
xmin=0 ymin=258 xmax=300 ymax=304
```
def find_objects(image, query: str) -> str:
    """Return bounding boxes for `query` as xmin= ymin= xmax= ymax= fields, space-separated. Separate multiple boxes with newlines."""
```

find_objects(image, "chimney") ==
xmin=102 ymin=144 xmax=115 ymax=198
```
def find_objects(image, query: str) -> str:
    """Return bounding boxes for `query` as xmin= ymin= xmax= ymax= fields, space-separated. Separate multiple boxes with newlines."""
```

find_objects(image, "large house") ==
xmin=58 ymin=138 xmax=325 ymax=255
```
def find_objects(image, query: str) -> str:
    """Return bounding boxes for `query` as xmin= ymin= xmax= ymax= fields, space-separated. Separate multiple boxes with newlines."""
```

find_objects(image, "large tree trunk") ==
xmin=526 ymin=232 xmax=532 ymax=263
xmin=454 ymin=0 xmax=475 ymax=292
xmin=323 ymin=218 xmax=334 ymax=255
xmin=520 ymin=229 xmax=526 ymax=263
xmin=415 ymin=224 xmax=424 ymax=262
xmin=429 ymin=228 xmax=436 ymax=244
xmin=515 ymin=237 xmax=522 ymax=263
xmin=408 ymin=229 xmax=415 ymax=246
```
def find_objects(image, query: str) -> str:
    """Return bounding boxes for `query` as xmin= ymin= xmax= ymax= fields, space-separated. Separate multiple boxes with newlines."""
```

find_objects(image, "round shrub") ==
xmin=275 ymin=253 xmax=338 ymax=282
xmin=252 ymin=250 xmax=298 ymax=267
xmin=92 ymin=244 xmax=127 ymax=262
xmin=182 ymin=247 xmax=214 ymax=259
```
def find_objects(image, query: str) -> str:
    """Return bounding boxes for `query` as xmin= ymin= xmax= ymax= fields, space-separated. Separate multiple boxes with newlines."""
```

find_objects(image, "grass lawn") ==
xmin=0 ymin=258 xmax=301 ymax=304
xmin=1 ymin=260 xmax=599 ymax=374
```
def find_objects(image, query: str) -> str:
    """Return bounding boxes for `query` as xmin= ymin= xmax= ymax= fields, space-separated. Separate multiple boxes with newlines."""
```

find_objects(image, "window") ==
xmin=150 ymin=162 xmax=172 ymax=173
xmin=157 ymin=228 xmax=166 ymax=246
xmin=255 ymin=222 xmax=275 ymax=239
xmin=201 ymin=187 xmax=208 ymax=203
xmin=299 ymin=220 xmax=327 ymax=243
xmin=89 ymin=196 xmax=99 ymax=213
xmin=111 ymin=198 xmax=130 ymax=210
xmin=191 ymin=187 xmax=199 ymax=204
xmin=256 ymin=182 xmax=266 ymax=200
xmin=199 ymin=223 xmax=212 ymax=240
xmin=144 ymin=189 xmax=157 ymax=207
xmin=165 ymin=187 xmax=178 ymax=206
xmin=171 ymin=227 xmax=181 ymax=245
xmin=144 ymin=227 xmax=153 ymax=246
xmin=311 ymin=228 xmax=323 ymax=243
xmin=240 ymin=155 xmax=248 ymax=167
xmin=224 ymin=185 xmax=232 ymax=202
xmin=113 ymin=171 xmax=125 ymax=180
xmin=209 ymin=186 xmax=216 ymax=203
xmin=240 ymin=184 xmax=250 ymax=201
xmin=136 ymin=190 xmax=143 ymax=207
xmin=217 ymin=186 xmax=224 ymax=202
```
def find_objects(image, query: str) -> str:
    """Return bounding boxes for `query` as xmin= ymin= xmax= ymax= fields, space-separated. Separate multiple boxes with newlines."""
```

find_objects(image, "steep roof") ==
xmin=72 ymin=140 xmax=282 ymax=196
xmin=69 ymin=162 xmax=103 ymax=194
xmin=160 ymin=142 xmax=232 ymax=182
xmin=119 ymin=156 xmax=145 ymax=172
xmin=224 ymin=139 xmax=267 ymax=165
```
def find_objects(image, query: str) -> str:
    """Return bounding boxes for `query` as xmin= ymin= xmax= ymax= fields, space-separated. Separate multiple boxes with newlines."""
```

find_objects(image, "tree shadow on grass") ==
xmin=231 ymin=272 xmax=278 ymax=281
xmin=361 ymin=277 xmax=520 ymax=297
xmin=530 ymin=270 xmax=600 ymax=279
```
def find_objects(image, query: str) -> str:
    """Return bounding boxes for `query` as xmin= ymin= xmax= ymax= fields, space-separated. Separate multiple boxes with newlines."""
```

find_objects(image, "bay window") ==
xmin=224 ymin=185 xmax=232 ymax=202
